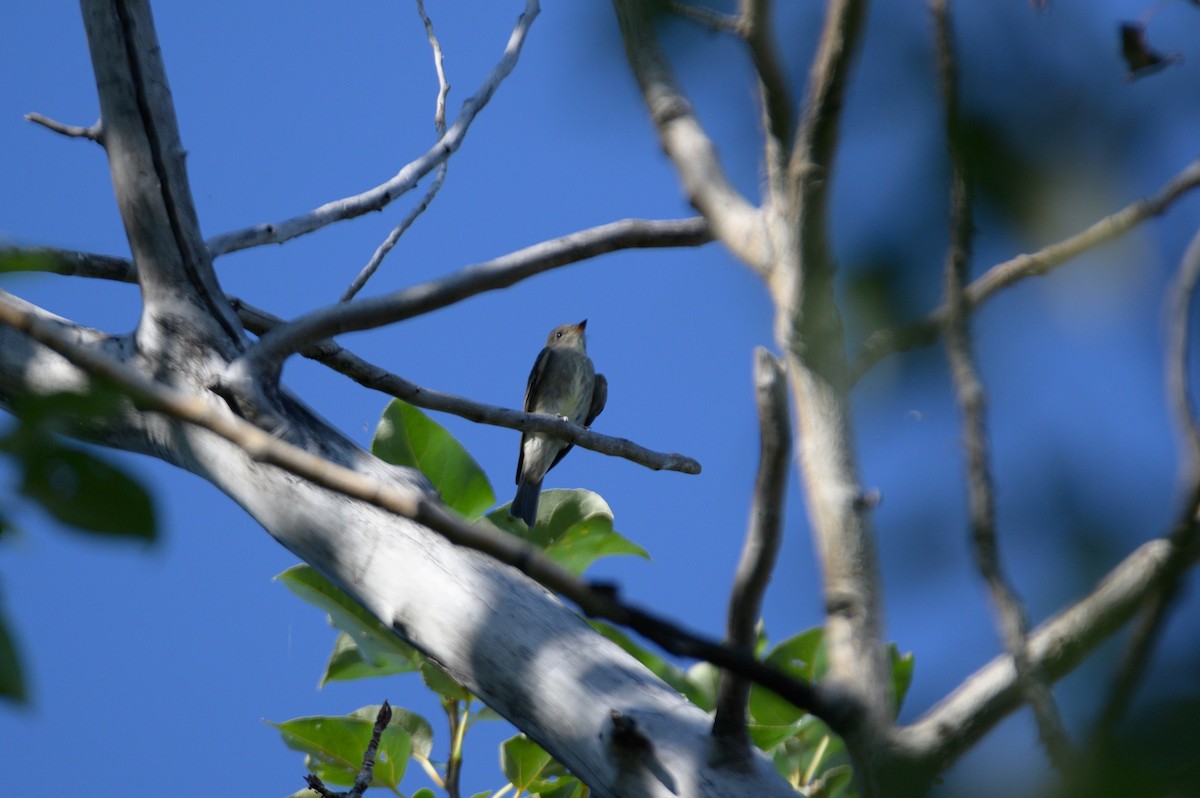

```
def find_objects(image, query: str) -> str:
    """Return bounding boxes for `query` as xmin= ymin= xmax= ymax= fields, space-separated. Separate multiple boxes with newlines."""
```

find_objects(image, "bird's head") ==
xmin=546 ymin=320 xmax=588 ymax=350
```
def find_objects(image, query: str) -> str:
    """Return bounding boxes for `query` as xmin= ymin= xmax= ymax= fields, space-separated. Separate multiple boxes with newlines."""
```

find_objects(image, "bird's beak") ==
xmin=577 ymin=319 xmax=588 ymax=331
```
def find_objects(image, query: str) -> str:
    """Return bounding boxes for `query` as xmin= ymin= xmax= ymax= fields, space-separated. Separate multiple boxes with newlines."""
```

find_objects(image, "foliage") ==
xmin=0 ymin=382 xmax=158 ymax=704
xmin=273 ymin=400 xmax=915 ymax=796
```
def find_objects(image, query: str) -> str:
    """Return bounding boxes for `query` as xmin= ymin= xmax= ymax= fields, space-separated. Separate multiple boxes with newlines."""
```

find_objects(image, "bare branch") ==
xmin=1166 ymin=227 xmax=1200 ymax=472
xmin=236 ymin=298 xmax=702 ymax=474
xmin=893 ymin=533 xmax=1200 ymax=774
xmin=0 ymin=291 xmax=846 ymax=733
xmin=229 ymin=217 xmax=712 ymax=381
xmin=339 ymin=0 xmax=453 ymax=302
xmin=712 ymin=348 xmax=789 ymax=748
xmin=205 ymin=0 xmax=539 ymax=257
xmin=24 ymin=112 xmax=102 ymax=141
xmin=789 ymin=0 xmax=865 ymax=239
xmin=416 ymin=0 xmax=450 ymax=134
xmin=664 ymin=1 xmax=741 ymax=33
xmin=612 ymin=0 xmax=771 ymax=273
xmin=1092 ymin=228 xmax=1200 ymax=739
xmin=0 ymin=247 xmax=137 ymax=283
xmin=853 ymin=157 xmax=1200 ymax=380
xmin=81 ymin=0 xmax=242 ymax=348
xmin=741 ymin=0 xmax=794 ymax=195
xmin=340 ymin=163 xmax=449 ymax=302
xmin=932 ymin=0 xmax=1073 ymax=771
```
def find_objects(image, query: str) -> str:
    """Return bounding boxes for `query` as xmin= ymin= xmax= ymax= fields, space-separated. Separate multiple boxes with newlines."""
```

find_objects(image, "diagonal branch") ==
xmin=853 ymin=157 xmax=1200 ymax=380
xmin=235 ymin=303 xmax=699 ymax=474
xmin=932 ymin=0 xmax=1073 ymax=772
xmin=205 ymin=0 xmax=539 ymax=257
xmin=227 ymin=217 xmax=712 ymax=383
xmin=712 ymin=348 xmax=789 ymax=748
xmin=0 ymin=290 xmax=847 ymax=735
xmin=892 ymin=531 xmax=1200 ymax=777
xmin=612 ymin=0 xmax=771 ymax=274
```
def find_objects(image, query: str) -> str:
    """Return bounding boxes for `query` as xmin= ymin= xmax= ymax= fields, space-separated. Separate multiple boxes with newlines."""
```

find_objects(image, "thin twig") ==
xmin=236 ymin=299 xmax=703 ymax=474
xmin=351 ymin=701 xmax=394 ymax=797
xmin=24 ymin=112 xmax=102 ymax=141
xmin=417 ymin=0 xmax=450 ymax=134
xmin=712 ymin=348 xmax=789 ymax=748
xmin=931 ymin=0 xmax=1074 ymax=772
xmin=340 ymin=164 xmax=450 ymax=302
xmin=1093 ymin=228 xmax=1200 ymax=738
xmin=231 ymin=217 xmax=712 ymax=380
xmin=205 ymin=0 xmax=540 ymax=257
xmin=0 ymin=291 xmax=846 ymax=732
xmin=853 ymin=157 xmax=1200 ymax=381
xmin=1166 ymin=227 xmax=1200 ymax=472
xmin=339 ymin=0 xmax=453 ymax=302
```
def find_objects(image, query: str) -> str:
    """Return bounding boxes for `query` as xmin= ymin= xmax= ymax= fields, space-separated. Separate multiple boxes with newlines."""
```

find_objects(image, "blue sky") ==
xmin=3 ymin=2 xmax=1200 ymax=796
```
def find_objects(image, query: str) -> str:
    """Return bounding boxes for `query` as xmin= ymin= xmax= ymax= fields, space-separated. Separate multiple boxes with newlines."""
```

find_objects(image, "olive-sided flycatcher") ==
xmin=511 ymin=320 xmax=607 ymax=527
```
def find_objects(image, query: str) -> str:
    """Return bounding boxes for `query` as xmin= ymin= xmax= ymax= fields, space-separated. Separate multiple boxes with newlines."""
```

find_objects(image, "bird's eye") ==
xmin=555 ymin=331 xmax=563 ymax=339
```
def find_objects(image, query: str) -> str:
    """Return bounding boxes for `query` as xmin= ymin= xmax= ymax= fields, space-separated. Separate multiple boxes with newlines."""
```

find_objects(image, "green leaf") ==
xmin=372 ymin=400 xmax=494 ymax=519
xmin=809 ymin=764 xmax=854 ymax=798
xmin=418 ymin=659 xmax=472 ymax=701
xmin=748 ymin=627 xmax=826 ymax=729
xmin=18 ymin=442 xmax=155 ymax=540
xmin=0 ymin=603 xmax=26 ymax=704
xmin=277 ymin=565 xmax=420 ymax=681
xmin=500 ymin=734 xmax=553 ymax=791
xmin=763 ymin=627 xmax=825 ymax=682
xmin=267 ymin=710 xmax=411 ymax=792
xmin=413 ymin=790 xmax=440 ymax=798
xmin=489 ymin=490 xmax=647 ymax=575
xmin=350 ymin=704 xmax=434 ymax=761
xmin=321 ymin=631 xmax=418 ymax=686
xmin=889 ymin=644 xmax=915 ymax=714
xmin=8 ymin=388 xmax=126 ymax=432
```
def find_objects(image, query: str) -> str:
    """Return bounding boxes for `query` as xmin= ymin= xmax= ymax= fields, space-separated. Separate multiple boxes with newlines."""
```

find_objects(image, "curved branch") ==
xmin=932 ymin=0 xmax=1073 ymax=770
xmin=712 ymin=348 xmax=789 ymax=747
xmin=228 ymin=217 xmax=712 ymax=381
xmin=892 ymin=533 xmax=1200 ymax=776
xmin=612 ymin=0 xmax=771 ymax=273
xmin=853 ymin=157 xmax=1200 ymax=380
xmin=25 ymin=112 xmax=102 ymax=141
xmin=205 ymin=0 xmax=539 ymax=257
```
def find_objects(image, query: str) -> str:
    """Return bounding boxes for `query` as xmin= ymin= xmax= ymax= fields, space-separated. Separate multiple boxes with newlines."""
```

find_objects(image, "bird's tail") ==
xmin=510 ymin=477 xmax=543 ymax=528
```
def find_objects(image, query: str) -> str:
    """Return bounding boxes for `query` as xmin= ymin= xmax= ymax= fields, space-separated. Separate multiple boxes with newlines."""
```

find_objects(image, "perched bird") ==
xmin=510 ymin=320 xmax=607 ymax=528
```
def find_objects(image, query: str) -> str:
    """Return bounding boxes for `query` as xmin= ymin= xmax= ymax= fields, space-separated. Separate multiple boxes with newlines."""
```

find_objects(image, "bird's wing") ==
xmin=517 ymin=346 xmax=555 ymax=483
xmin=585 ymin=372 xmax=607 ymax=426
xmin=524 ymin=346 xmax=555 ymax=412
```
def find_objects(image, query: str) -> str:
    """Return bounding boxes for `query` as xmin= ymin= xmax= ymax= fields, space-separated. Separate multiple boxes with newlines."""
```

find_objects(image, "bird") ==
xmin=510 ymin=320 xmax=607 ymax=528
